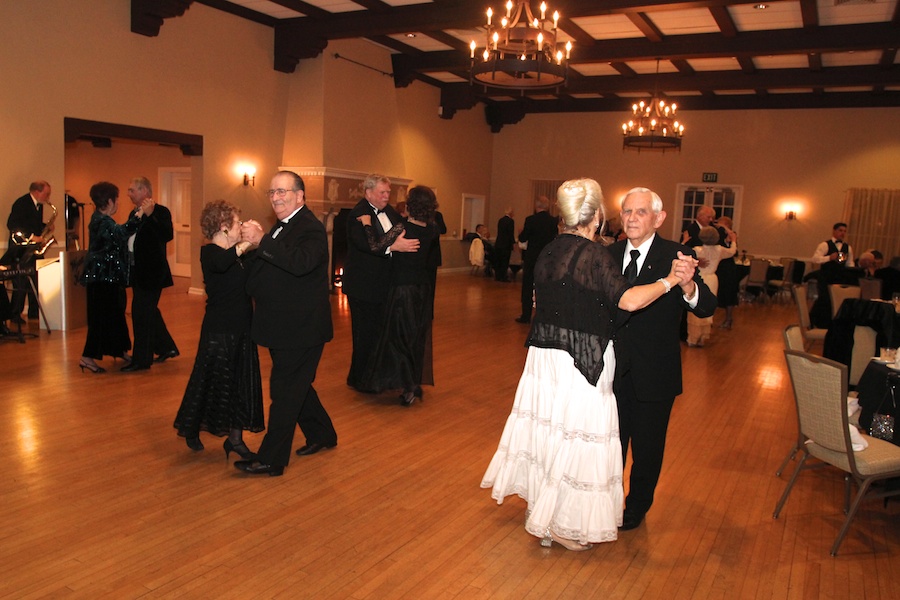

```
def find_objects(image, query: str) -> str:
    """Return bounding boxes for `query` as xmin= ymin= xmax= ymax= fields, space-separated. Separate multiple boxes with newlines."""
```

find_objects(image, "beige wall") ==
xmin=3 ymin=0 xmax=898 ymax=292
xmin=489 ymin=108 xmax=900 ymax=262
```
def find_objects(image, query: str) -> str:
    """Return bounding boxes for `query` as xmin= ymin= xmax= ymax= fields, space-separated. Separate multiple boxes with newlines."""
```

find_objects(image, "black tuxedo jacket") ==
xmin=246 ymin=204 xmax=333 ymax=350
xmin=2 ymin=194 xmax=44 ymax=265
xmin=495 ymin=215 xmax=515 ymax=251
xmin=129 ymin=204 xmax=174 ymax=289
xmin=518 ymin=210 xmax=558 ymax=266
xmin=342 ymin=199 xmax=402 ymax=303
xmin=685 ymin=221 xmax=727 ymax=247
xmin=611 ymin=235 xmax=718 ymax=401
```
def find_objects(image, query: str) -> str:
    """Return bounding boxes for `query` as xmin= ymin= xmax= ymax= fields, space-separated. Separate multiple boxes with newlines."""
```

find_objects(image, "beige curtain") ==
xmin=843 ymin=188 xmax=900 ymax=261
xmin=531 ymin=180 xmax=564 ymax=216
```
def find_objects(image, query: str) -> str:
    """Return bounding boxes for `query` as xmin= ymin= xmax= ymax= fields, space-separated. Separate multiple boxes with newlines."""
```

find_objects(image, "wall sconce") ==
xmin=785 ymin=210 xmax=797 ymax=221
xmin=243 ymin=173 xmax=255 ymax=187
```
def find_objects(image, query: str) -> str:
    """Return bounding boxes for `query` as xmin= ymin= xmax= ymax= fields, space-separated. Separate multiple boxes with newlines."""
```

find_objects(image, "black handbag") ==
xmin=870 ymin=383 xmax=896 ymax=442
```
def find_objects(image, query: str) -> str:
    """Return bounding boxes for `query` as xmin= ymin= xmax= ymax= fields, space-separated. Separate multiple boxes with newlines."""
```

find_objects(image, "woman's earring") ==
xmin=223 ymin=229 xmax=229 ymax=235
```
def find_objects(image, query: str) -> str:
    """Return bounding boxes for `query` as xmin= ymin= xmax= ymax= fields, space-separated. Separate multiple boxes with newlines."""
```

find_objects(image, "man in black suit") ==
xmin=2 ymin=181 xmax=53 ymax=321
xmin=494 ymin=208 xmax=515 ymax=282
xmin=121 ymin=177 xmax=179 ymax=372
xmin=681 ymin=205 xmax=717 ymax=247
xmin=235 ymin=171 xmax=337 ymax=476
xmin=611 ymin=187 xmax=718 ymax=531
xmin=342 ymin=174 xmax=419 ymax=392
xmin=516 ymin=196 xmax=558 ymax=323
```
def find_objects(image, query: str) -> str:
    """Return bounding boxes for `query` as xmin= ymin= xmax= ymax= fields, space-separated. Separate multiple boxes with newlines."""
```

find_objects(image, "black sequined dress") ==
xmin=173 ymin=244 xmax=264 ymax=438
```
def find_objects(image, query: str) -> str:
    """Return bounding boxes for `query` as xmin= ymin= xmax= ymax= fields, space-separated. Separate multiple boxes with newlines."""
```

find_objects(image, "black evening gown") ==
xmin=359 ymin=221 xmax=437 ymax=393
xmin=174 ymin=245 xmax=264 ymax=438
xmin=716 ymin=253 xmax=740 ymax=307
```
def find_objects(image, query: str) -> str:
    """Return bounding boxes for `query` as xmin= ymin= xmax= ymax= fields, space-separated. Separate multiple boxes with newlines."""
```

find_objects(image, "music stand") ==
xmin=1 ymin=245 xmax=51 ymax=342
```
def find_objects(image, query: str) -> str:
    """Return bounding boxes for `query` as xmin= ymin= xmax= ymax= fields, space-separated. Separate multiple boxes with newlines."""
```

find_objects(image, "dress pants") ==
xmin=615 ymin=371 xmax=675 ymax=516
xmin=257 ymin=345 xmax=336 ymax=467
xmin=347 ymin=296 xmax=383 ymax=389
xmin=131 ymin=286 xmax=178 ymax=367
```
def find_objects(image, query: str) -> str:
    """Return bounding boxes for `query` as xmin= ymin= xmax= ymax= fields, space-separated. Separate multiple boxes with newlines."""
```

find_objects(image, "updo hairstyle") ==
xmin=699 ymin=225 xmax=720 ymax=246
xmin=557 ymin=178 xmax=603 ymax=230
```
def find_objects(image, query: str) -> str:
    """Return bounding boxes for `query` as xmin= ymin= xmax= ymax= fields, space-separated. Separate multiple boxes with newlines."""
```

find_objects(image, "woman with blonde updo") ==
xmin=173 ymin=200 xmax=264 ymax=457
xmin=482 ymin=178 xmax=697 ymax=551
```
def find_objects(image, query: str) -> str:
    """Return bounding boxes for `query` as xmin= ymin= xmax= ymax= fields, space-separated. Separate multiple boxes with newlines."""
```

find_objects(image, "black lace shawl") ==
xmin=527 ymin=234 xmax=630 ymax=385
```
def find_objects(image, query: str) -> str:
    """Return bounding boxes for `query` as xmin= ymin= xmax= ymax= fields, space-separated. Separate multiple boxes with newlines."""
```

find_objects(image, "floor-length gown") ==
xmin=173 ymin=244 xmax=264 ymax=438
xmin=359 ymin=220 xmax=437 ymax=393
xmin=687 ymin=243 xmax=736 ymax=345
xmin=481 ymin=234 xmax=629 ymax=545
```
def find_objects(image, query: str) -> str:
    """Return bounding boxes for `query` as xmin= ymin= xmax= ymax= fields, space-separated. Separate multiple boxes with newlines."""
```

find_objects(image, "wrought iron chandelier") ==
xmin=621 ymin=60 xmax=685 ymax=152
xmin=469 ymin=1 xmax=571 ymax=91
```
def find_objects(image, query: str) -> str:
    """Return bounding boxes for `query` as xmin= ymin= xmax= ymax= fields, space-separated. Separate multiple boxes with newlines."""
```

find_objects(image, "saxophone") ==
xmin=35 ymin=201 xmax=58 ymax=256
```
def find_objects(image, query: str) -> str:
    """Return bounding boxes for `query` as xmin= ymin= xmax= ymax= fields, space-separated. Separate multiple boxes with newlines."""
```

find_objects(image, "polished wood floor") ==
xmin=2 ymin=273 xmax=898 ymax=599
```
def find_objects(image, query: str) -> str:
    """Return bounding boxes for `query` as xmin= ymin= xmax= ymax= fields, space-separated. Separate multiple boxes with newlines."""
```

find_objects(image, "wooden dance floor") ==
xmin=2 ymin=273 xmax=898 ymax=598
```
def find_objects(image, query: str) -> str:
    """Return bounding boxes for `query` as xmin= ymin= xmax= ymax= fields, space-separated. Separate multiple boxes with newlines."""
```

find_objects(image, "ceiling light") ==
xmin=620 ymin=60 xmax=684 ymax=153
xmin=468 ymin=1 xmax=570 ymax=91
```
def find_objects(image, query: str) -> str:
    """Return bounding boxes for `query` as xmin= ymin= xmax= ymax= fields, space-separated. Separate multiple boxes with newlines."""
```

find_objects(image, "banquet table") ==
xmin=856 ymin=359 xmax=900 ymax=445
xmin=823 ymin=298 xmax=900 ymax=366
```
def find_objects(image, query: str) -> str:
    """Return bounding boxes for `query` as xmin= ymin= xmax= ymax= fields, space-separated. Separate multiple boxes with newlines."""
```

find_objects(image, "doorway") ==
xmin=159 ymin=168 xmax=192 ymax=278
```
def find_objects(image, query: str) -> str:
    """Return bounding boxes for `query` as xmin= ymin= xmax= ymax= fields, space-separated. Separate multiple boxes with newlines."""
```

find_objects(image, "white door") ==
xmin=672 ymin=184 xmax=743 ymax=241
xmin=461 ymin=194 xmax=485 ymax=240
xmin=158 ymin=167 xmax=192 ymax=278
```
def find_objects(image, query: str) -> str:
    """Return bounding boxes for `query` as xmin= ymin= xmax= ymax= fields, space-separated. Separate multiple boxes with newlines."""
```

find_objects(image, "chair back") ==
xmin=746 ymin=258 xmax=770 ymax=286
xmin=859 ymin=277 xmax=883 ymax=301
xmin=849 ymin=326 xmax=877 ymax=386
xmin=793 ymin=284 xmax=813 ymax=330
xmin=783 ymin=324 xmax=806 ymax=351
xmin=829 ymin=284 xmax=861 ymax=318
xmin=783 ymin=350 xmax=850 ymax=456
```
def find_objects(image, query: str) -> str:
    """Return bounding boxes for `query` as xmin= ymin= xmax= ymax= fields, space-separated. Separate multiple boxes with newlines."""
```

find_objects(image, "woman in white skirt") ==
xmin=481 ymin=178 xmax=697 ymax=550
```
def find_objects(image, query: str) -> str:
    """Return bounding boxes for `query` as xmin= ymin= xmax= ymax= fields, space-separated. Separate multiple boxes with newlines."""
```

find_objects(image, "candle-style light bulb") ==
xmin=622 ymin=123 xmax=628 ymax=135
xmin=541 ymin=2 xmax=547 ymax=20
xmin=492 ymin=31 xmax=499 ymax=49
xmin=537 ymin=32 xmax=543 ymax=49
xmin=565 ymin=40 xmax=571 ymax=59
xmin=556 ymin=50 xmax=563 ymax=64
xmin=486 ymin=7 xmax=492 ymax=26
xmin=533 ymin=18 xmax=539 ymax=28
xmin=553 ymin=11 xmax=559 ymax=29
xmin=501 ymin=16 xmax=508 ymax=28
xmin=470 ymin=40 xmax=476 ymax=58
xmin=506 ymin=0 xmax=512 ymax=18
xmin=483 ymin=48 xmax=490 ymax=61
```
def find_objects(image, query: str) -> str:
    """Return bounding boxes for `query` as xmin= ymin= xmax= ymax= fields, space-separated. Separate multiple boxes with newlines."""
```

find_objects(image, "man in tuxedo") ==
xmin=121 ymin=177 xmax=179 ymax=372
xmin=235 ymin=171 xmax=337 ymax=476
xmin=2 ymin=180 xmax=53 ymax=322
xmin=494 ymin=208 xmax=515 ymax=282
xmin=681 ymin=205 xmax=717 ymax=247
xmin=809 ymin=222 xmax=855 ymax=327
xmin=342 ymin=174 xmax=419 ymax=392
xmin=611 ymin=187 xmax=718 ymax=531
xmin=516 ymin=196 xmax=558 ymax=323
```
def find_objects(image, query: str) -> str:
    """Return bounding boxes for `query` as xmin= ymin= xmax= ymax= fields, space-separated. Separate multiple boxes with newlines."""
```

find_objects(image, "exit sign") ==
xmin=702 ymin=172 xmax=718 ymax=183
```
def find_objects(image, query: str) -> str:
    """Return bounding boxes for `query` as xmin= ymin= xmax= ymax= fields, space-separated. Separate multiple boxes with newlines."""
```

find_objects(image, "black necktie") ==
xmin=625 ymin=249 xmax=640 ymax=283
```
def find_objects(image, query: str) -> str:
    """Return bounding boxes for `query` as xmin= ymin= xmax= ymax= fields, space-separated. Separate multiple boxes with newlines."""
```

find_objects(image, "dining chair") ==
xmin=744 ymin=258 xmax=772 ymax=303
xmin=769 ymin=258 xmax=795 ymax=303
xmin=775 ymin=350 xmax=900 ymax=555
xmin=849 ymin=326 xmax=877 ymax=386
xmin=829 ymin=284 xmax=860 ymax=318
xmin=792 ymin=284 xmax=827 ymax=350
xmin=775 ymin=325 xmax=807 ymax=477
xmin=859 ymin=277 xmax=883 ymax=301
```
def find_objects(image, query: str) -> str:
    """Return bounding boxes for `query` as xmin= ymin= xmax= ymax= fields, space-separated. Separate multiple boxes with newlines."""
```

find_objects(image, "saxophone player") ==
xmin=1 ymin=180 xmax=53 ymax=323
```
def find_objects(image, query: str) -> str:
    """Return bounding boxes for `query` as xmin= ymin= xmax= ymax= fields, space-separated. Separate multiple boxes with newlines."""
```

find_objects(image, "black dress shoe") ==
xmin=514 ymin=316 xmax=531 ymax=324
xmin=120 ymin=363 xmax=151 ymax=373
xmin=295 ymin=442 xmax=336 ymax=456
xmin=234 ymin=460 xmax=284 ymax=477
xmin=154 ymin=349 xmax=180 ymax=363
xmin=619 ymin=510 xmax=645 ymax=531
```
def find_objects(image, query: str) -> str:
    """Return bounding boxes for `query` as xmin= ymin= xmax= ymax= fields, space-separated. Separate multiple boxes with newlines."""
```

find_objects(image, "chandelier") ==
xmin=621 ymin=60 xmax=685 ymax=152
xmin=469 ymin=1 xmax=572 ymax=91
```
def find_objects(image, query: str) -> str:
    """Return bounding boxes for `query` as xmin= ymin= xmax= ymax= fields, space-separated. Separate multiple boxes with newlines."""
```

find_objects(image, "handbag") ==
xmin=870 ymin=383 xmax=896 ymax=442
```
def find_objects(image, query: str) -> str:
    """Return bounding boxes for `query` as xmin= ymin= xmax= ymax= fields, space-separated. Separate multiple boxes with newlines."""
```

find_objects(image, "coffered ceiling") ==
xmin=133 ymin=0 xmax=900 ymax=130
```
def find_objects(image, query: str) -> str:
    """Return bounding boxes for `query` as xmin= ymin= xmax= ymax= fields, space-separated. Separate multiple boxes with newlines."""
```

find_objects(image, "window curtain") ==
xmin=843 ymin=188 xmax=900 ymax=261
xmin=531 ymin=180 xmax=564 ymax=216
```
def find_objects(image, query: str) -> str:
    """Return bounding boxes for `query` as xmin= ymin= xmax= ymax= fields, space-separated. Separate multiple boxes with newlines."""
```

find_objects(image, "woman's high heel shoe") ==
xmin=540 ymin=530 xmax=593 ymax=551
xmin=400 ymin=391 xmax=416 ymax=407
xmin=224 ymin=439 xmax=254 ymax=460
xmin=78 ymin=359 xmax=106 ymax=374
xmin=186 ymin=436 xmax=204 ymax=452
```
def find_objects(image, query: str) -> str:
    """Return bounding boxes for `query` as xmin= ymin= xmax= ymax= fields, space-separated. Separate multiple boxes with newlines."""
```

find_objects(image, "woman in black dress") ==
xmin=173 ymin=200 xmax=263 ymax=456
xmin=357 ymin=185 xmax=439 ymax=406
xmin=78 ymin=182 xmax=144 ymax=373
xmin=714 ymin=216 xmax=739 ymax=329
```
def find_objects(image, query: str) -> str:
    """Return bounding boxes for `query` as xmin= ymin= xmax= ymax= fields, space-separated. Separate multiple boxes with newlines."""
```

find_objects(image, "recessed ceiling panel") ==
xmin=729 ymin=2 xmax=803 ymax=31
xmin=648 ymin=9 xmax=720 ymax=35
xmin=822 ymin=50 xmax=883 ymax=67
xmin=818 ymin=0 xmax=895 ymax=25
xmin=754 ymin=54 xmax=810 ymax=69
xmin=685 ymin=57 xmax=742 ymax=71
xmin=569 ymin=14 xmax=645 ymax=39
xmin=569 ymin=64 xmax=621 ymax=77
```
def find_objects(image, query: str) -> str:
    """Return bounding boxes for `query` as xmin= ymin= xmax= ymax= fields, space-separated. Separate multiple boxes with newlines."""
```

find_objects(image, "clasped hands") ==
xmin=670 ymin=251 xmax=699 ymax=292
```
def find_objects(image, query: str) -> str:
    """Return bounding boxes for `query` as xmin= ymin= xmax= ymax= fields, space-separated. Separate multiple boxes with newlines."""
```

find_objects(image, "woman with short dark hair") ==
xmin=78 ymin=182 xmax=144 ymax=373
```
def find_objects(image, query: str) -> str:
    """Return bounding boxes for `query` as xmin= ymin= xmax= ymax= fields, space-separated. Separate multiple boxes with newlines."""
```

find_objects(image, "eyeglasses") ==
xmin=266 ymin=188 xmax=296 ymax=198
